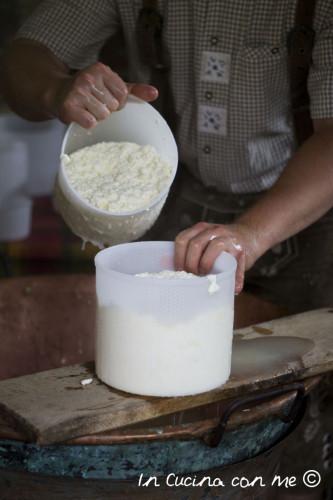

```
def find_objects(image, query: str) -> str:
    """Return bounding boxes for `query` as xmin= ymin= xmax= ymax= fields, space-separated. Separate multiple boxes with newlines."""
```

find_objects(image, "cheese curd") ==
xmin=135 ymin=270 xmax=221 ymax=294
xmin=135 ymin=270 xmax=196 ymax=279
xmin=62 ymin=141 xmax=173 ymax=213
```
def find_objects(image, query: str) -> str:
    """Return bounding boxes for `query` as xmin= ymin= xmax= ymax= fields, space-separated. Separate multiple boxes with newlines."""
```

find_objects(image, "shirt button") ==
xmin=205 ymin=90 xmax=213 ymax=100
xmin=210 ymin=36 xmax=219 ymax=46
xmin=203 ymin=145 xmax=211 ymax=154
xmin=271 ymin=47 xmax=279 ymax=55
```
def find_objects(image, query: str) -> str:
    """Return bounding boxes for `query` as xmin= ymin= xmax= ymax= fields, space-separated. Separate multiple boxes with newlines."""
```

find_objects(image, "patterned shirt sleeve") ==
xmin=16 ymin=0 xmax=119 ymax=69
xmin=308 ymin=2 xmax=333 ymax=119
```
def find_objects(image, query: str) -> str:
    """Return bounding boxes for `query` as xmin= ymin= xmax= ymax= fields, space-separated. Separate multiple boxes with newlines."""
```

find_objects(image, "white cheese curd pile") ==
xmin=61 ymin=141 xmax=173 ymax=213
xmin=135 ymin=270 xmax=196 ymax=279
xmin=135 ymin=270 xmax=221 ymax=295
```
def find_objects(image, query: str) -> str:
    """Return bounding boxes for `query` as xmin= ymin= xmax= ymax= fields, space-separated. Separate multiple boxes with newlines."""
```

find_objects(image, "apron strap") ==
xmin=137 ymin=0 xmax=167 ymax=70
xmin=288 ymin=0 xmax=317 ymax=145
xmin=136 ymin=0 xmax=178 ymax=133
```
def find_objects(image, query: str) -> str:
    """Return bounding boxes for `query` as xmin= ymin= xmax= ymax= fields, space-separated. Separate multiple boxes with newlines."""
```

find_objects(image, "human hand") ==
xmin=51 ymin=62 xmax=158 ymax=128
xmin=174 ymin=222 xmax=261 ymax=294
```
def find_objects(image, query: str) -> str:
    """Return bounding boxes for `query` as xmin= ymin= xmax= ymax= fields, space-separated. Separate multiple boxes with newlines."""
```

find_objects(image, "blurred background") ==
xmin=0 ymin=0 xmax=127 ymax=278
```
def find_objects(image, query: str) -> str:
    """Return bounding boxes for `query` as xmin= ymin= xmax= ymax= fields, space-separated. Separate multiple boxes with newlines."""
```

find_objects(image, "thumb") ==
xmin=235 ymin=251 xmax=246 ymax=295
xmin=127 ymin=83 xmax=159 ymax=102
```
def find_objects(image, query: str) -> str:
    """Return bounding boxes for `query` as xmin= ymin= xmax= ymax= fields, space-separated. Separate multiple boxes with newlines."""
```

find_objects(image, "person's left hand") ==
xmin=174 ymin=222 xmax=261 ymax=294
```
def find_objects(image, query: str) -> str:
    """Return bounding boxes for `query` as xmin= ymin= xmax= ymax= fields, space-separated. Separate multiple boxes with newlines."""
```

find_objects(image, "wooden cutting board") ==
xmin=0 ymin=308 xmax=332 ymax=445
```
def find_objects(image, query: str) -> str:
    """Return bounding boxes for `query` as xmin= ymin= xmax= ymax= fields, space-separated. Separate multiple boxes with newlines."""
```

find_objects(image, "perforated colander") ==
xmin=54 ymin=96 xmax=178 ymax=248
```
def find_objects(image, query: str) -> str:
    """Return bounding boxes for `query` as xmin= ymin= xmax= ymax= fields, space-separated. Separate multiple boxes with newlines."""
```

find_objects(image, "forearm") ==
xmin=2 ymin=39 xmax=71 ymax=121
xmin=174 ymin=122 xmax=333 ymax=289
xmin=237 ymin=123 xmax=333 ymax=262
xmin=2 ymin=39 xmax=158 ymax=128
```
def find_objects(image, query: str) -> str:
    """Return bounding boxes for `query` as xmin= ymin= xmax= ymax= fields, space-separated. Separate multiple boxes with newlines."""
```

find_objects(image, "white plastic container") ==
xmin=0 ymin=138 xmax=28 ymax=205
xmin=0 ymin=136 xmax=32 ymax=241
xmin=0 ymin=195 xmax=32 ymax=241
xmin=0 ymin=113 xmax=66 ymax=196
xmin=95 ymin=241 xmax=236 ymax=397
xmin=54 ymin=97 xmax=178 ymax=247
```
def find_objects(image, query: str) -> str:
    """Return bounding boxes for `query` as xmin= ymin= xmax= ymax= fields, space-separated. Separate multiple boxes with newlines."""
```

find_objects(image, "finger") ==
xmin=184 ymin=227 xmax=222 ymax=275
xmin=90 ymin=84 xmax=119 ymax=112
xmin=76 ymin=71 xmax=117 ymax=109
xmin=198 ymin=238 xmax=245 ymax=293
xmin=60 ymin=104 xmax=97 ymax=129
xmin=80 ymin=91 xmax=111 ymax=121
xmin=234 ymin=251 xmax=246 ymax=294
xmin=174 ymin=222 xmax=213 ymax=271
xmin=198 ymin=238 xmax=228 ymax=275
xmin=127 ymin=83 xmax=159 ymax=102
xmin=102 ymin=68 xmax=129 ymax=108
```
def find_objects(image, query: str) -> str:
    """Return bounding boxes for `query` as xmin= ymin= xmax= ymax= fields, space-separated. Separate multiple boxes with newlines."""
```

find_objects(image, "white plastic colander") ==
xmin=95 ymin=241 xmax=237 ymax=397
xmin=54 ymin=96 xmax=178 ymax=248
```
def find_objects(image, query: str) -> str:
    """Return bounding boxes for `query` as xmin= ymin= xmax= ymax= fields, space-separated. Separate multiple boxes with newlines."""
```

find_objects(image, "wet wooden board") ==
xmin=0 ymin=308 xmax=332 ymax=445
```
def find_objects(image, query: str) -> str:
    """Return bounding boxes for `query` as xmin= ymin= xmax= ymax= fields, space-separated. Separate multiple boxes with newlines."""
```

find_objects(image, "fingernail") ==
xmin=110 ymin=97 xmax=119 ymax=108
xmin=87 ymin=117 xmax=97 ymax=128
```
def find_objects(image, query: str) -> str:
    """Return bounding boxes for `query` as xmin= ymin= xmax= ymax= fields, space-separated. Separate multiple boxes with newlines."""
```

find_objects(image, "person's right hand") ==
xmin=51 ymin=62 xmax=158 ymax=128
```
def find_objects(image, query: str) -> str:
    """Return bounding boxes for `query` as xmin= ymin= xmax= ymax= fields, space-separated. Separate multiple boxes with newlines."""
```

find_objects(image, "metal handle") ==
xmin=203 ymin=381 xmax=306 ymax=448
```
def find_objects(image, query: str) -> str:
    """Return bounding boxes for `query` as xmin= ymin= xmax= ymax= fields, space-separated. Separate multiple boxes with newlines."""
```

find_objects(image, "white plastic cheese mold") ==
xmin=95 ymin=241 xmax=236 ymax=397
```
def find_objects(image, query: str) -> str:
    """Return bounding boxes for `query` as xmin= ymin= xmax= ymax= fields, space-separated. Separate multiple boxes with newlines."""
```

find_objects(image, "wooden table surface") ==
xmin=0 ymin=308 xmax=332 ymax=445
